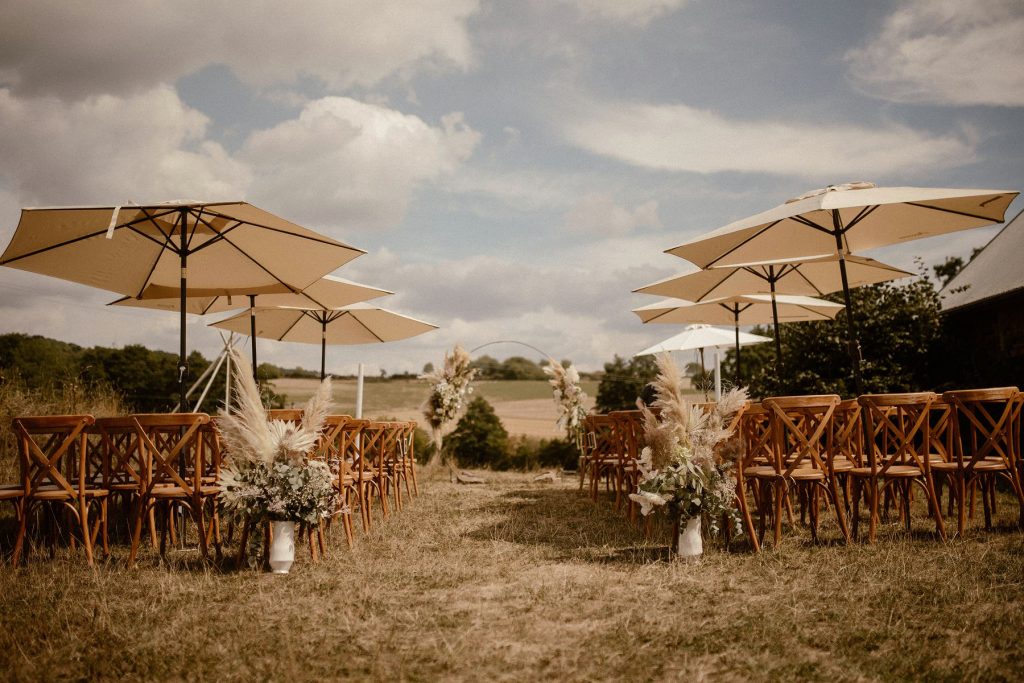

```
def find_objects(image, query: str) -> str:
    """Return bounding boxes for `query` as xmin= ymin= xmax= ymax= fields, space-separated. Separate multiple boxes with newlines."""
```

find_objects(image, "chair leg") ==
xmin=772 ymin=480 xmax=785 ymax=547
xmin=737 ymin=477 xmax=759 ymax=553
xmin=235 ymin=517 xmax=252 ymax=569
xmin=12 ymin=499 xmax=28 ymax=566
xmin=925 ymin=475 xmax=947 ymax=541
xmin=829 ymin=477 xmax=851 ymax=544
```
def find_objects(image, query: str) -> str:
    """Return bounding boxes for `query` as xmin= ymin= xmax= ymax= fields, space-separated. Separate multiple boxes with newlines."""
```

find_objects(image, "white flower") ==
xmin=629 ymin=490 xmax=672 ymax=516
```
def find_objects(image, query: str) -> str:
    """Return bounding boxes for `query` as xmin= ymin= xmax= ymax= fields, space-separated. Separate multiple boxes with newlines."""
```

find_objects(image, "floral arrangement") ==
xmin=420 ymin=343 xmax=476 ymax=464
xmin=628 ymin=352 xmax=748 ymax=536
xmin=543 ymin=358 xmax=588 ymax=442
xmin=218 ymin=348 xmax=337 ymax=525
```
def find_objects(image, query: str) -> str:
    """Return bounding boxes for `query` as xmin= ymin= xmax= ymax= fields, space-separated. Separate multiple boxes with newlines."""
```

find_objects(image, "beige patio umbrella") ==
xmin=0 ymin=201 xmax=364 ymax=407
xmin=633 ymin=294 xmax=844 ymax=382
xmin=208 ymin=302 xmax=438 ymax=380
xmin=634 ymin=253 xmax=911 ymax=367
xmin=109 ymin=275 xmax=392 ymax=374
xmin=665 ymin=182 xmax=1018 ymax=390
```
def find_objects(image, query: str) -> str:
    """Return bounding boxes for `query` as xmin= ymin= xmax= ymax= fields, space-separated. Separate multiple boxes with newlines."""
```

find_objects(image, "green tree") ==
xmin=0 ymin=333 xmax=82 ymax=386
xmin=725 ymin=277 xmax=943 ymax=399
xmin=470 ymin=354 xmax=502 ymax=378
xmin=448 ymin=397 xmax=509 ymax=468
xmin=498 ymin=356 xmax=546 ymax=380
xmin=595 ymin=354 xmax=657 ymax=412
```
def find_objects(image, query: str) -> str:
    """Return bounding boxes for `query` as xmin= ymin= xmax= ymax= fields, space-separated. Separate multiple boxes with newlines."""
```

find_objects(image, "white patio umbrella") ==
xmin=110 ymin=275 xmax=392 ymax=375
xmin=665 ymin=182 xmax=1018 ymax=390
xmin=634 ymin=324 xmax=772 ymax=399
xmin=208 ymin=302 xmax=437 ymax=380
xmin=0 ymin=201 xmax=363 ymax=407
xmin=635 ymin=253 xmax=911 ymax=367
xmin=633 ymin=294 xmax=844 ymax=383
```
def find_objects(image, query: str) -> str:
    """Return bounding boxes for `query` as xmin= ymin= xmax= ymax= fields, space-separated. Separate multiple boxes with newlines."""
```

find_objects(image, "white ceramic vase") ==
xmin=676 ymin=516 xmax=703 ymax=561
xmin=269 ymin=520 xmax=296 ymax=574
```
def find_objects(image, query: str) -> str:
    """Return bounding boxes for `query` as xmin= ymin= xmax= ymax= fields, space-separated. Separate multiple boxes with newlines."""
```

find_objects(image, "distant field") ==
xmin=270 ymin=378 xmax=599 ymax=438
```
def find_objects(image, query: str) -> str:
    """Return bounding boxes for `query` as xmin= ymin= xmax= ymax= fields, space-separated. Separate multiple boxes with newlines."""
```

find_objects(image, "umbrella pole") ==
xmin=832 ymin=213 xmax=863 ymax=395
xmin=178 ymin=208 xmax=188 ymax=412
xmin=769 ymin=271 xmax=784 ymax=372
xmin=699 ymin=348 xmax=708 ymax=401
xmin=249 ymin=295 xmax=258 ymax=383
xmin=320 ymin=319 xmax=327 ymax=381
xmin=734 ymin=307 xmax=742 ymax=384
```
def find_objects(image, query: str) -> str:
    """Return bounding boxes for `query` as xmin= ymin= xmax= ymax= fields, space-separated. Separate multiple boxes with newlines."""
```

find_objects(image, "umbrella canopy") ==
xmin=633 ymin=294 xmax=843 ymax=382
xmin=634 ymin=325 xmax=772 ymax=401
xmin=666 ymin=183 xmax=1018 ymax=268
xmin=664 ymin=183 xmax=1018 ymax=391
xmin=110 ymin=275 xmax=391 ymax=315
xmin=634 ymin=253 xmax=911 ymax=367
xmin=209 ymin=302 xmax=438 ymax=379
xmin=634 ymin=324 xmax=772 ymax=356
xmin=0 ymin=201 xmax=363 ymax=407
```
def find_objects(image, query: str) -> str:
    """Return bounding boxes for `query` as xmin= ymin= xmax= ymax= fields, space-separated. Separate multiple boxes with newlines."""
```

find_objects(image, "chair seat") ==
xmin=32 ymin=486 xmax=109 ymax=500
xmin=931 ymin=460 xmax=1006 ymax=473
xmin=831 ymin=458 xmax=855 ymax=473
xmin=150 ymin=484 xmax=221 ymax=498
xmin=850 ymin=465 xmax=921 ymax=478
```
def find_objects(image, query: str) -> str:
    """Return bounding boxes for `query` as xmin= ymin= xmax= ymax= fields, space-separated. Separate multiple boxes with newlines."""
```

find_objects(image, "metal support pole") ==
xmin=178 ymin=208 xmax=188 ymax=412
xmin=249 ymin=294 xmax=258 ymax=383
xmin=320 ymin=319 xmax=327 ymax=380
xmin=833 ymin=211 xmax=863 ymax=395
xmin=734 ymin=307 xmax=742 ymax=384
xmin=714 ymin=346 xmax=722 ymax=401
xmin=769 ymin=268 xmax=783 ymax=372
xmin=355 ymin=363 xmax=364 ymax=419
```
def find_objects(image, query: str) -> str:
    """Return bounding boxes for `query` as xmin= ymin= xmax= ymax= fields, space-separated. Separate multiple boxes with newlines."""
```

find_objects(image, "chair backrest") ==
xmin=131 ymin=413 xmax=210 ymax=494
xmin=761 ymin=395 xmax=840 ymax=476
xmin=830 ymin=399 xmax=862 ymax=466
xmin=740 ymin=403 xmax=771 ymax=468
xmin=608 ymin=410 xmax=645 ymax=464
xmin=93 ymin=416 xmax=147 ymax=488
xmin=582 ymin=414 xmax=616 ymax=461
xmin=927 ymin=398 xmax=954 ymax=464
xmin=14 ymin=415 xmax=96 ymax=496
xmin=267 ymin=409 xmax=304 ymax=424
xmin=857 ymin=392 xmax=937 ymax=474
xmin=942 ymin=387 xmax=1021 ymax=470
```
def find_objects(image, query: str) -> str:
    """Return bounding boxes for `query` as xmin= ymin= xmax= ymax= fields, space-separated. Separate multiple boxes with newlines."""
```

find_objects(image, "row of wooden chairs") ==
xmin=0 ymin=411 xmax=420 ymax=566
xmin=581 ymin=387 xmax=1023 ymax=551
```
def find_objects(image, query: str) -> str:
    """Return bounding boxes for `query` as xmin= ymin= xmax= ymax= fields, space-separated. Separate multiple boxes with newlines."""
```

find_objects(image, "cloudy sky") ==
xmin=1 ymin=0 xmax=1022 ymax=375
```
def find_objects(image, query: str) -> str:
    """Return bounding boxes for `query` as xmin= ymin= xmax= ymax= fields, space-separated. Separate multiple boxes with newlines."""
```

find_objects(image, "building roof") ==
xmin=941 ymin=210 xmax=1024 ymax=312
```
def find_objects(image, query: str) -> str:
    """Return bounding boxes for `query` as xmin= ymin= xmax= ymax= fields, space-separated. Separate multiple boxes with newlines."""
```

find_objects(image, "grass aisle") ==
xmin=2 ymin=472 xmax=1023 ymax=681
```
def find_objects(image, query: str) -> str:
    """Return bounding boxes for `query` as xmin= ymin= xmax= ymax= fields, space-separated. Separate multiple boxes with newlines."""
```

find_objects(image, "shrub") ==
xmin=448 ymin=397 xmax=509 ymax=468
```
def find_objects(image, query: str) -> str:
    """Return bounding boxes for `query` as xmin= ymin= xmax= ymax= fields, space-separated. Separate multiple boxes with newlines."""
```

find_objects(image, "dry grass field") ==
xmin=2 ymin=470 xmax=1023 ymax=681
xmin=272 ymin=378 xmax=600 ymax=438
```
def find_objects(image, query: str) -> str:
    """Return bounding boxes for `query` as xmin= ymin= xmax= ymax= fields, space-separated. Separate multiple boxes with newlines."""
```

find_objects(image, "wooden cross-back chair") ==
xmin=267 ymin=409 xmax=304 ymax=423
xmin=746 ymin=395 xmax=849 ymax=548
xmin=355 ymin=422 xmax=396 ymax=530
xmin=310 ymin=414 xmax=355 ymax=548
xmin=93 ymin=416 xmax=155 ymax=546
xmin=608 ymin=410 xmax=645 ymax=517
xmin=937 ymin=387 xmax=1023 ymax=534
xmin=126 ymin=413 xmax=219 ymax=566
xmin=851 ymin=392 xmax=946 ymax=543
xmin=11 ymin=414 xmax=107 ymax=566
xmin=580 ymin=414 xmax=616 ymax=497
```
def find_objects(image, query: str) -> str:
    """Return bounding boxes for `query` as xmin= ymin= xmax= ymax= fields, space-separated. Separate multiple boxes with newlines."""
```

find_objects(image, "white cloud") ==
xmin=0 ymin=0 xmax=479 ymax=99
xmin=564 ymin=99 xmax=976 ymax=178
xmin=0 ymin=86 xmax=250 ymax=205
xmin=560 ymin=0 xmax=690 ymax=26
xmin=241 ymin=97 xmax=480 ymax=230
xmin=564 ymin=194 xmax=661 ymax=236
xmin=845 ymin=0 xmax=1024 ymax=107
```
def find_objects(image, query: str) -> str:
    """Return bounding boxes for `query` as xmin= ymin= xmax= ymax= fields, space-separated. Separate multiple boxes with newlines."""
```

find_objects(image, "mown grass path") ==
xmin=2 ymin=471 xmax=1022 ymax=681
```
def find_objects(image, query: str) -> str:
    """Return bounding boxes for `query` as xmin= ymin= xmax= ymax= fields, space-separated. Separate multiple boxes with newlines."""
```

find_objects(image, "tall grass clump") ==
xmin=0 ymin=370 xmax=126 ymax=482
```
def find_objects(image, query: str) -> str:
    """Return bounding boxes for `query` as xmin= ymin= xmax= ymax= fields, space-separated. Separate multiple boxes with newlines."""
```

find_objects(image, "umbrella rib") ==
xmin=704 ymin=220 xmax=783 ymax=267
xmin=337 ymin=310 xmax=386 ymax=343
xmin=187 ymin=218 xmax=244 ymax=255
xmin=197 ymin=229 xmax=303 ymax=293
xmin=904 ymin=201 xmax=1007 ymax=223
xmin=130 ymin=208 xmax=180 ymax=297
xmin=198 ymin=208 xmax=364 ymax=251
xmin=696 ymin=270 xmax=736 ymax=301
xmin=275 ymin=311 xmax=308 ymax=342
xmin=791 ymin=267 xmax=825 ymax=296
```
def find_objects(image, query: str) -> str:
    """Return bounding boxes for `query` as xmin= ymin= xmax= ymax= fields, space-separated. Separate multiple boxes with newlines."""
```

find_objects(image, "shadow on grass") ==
xmin=466 ymin=487 xmax=758 ymax=564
